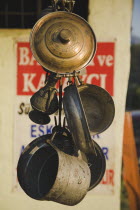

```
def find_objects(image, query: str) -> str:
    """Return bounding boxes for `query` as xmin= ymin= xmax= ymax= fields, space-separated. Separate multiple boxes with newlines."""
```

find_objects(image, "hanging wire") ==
xmin=49 ymin=77 xmax=63 ymax=143
xmin=58 ymin=78 xmax=63 ymax=128
xmin=54 ymin=116 xmax=57 ymax=126
xmin=44 ymin=72 xmax=49 ymax=84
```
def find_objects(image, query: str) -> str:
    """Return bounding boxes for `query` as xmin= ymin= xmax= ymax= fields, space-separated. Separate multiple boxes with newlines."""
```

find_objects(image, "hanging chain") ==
xmin=49 ymin=78 xmax=63 ymax=143
xmin=51 ymin=0 xmax=75 ymax=12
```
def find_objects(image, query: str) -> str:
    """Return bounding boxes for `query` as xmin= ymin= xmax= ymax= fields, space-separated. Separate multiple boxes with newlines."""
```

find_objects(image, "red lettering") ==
xmin=101 ymin=169 xmax=114 ymax=186
xmin=17 ymin=42 xmax=115 ymax=96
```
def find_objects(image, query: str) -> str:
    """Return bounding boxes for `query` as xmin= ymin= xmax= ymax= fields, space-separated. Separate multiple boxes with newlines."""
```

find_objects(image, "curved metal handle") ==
xmin=63 ymin=83 xmax=96 ymax=155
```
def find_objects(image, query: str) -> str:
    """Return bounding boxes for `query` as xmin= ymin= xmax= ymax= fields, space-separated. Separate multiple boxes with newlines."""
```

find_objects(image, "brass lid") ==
xmin=30 ymin=11 xmax=96 ymax=74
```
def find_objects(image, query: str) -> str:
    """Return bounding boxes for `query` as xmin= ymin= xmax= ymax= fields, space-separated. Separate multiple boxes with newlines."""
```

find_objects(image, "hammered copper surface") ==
xmin=30 ymin=11 xmax=96 ymax=74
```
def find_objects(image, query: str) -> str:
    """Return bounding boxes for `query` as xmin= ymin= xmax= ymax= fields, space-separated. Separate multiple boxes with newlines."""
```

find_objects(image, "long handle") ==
xmin=63 ymin=83 xmax=96 ymax=155
xmin=73 ymin=83 xmax=96 ymax=155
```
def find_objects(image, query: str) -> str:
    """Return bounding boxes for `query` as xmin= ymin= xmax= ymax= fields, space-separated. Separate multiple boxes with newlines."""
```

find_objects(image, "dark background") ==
xmin=0 ymin=0 xmax=89 ymax=28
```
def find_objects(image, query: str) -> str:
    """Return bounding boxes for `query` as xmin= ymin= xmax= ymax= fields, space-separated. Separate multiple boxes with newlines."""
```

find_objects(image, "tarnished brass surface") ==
xmin=30 ymin=74 xmax=59 ymax=114
xmin=78 ymin=84 xmax=115 ymax=135
xmin=30 ymin=86 xmax=58 ymax=114
xmin=30 ymin=11 xmax=96 ymax=74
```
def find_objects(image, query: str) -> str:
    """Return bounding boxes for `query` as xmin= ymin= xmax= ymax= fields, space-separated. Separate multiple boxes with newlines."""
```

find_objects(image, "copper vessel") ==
xmin=30 ymin=11 xmax=96 ymax=74
xmin=30 ymin=73 xmax=59 ymax=114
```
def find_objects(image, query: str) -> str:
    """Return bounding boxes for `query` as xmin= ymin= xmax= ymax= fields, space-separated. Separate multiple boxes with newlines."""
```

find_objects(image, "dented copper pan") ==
xmin=30 ymin=11 xmax=96 ymax=74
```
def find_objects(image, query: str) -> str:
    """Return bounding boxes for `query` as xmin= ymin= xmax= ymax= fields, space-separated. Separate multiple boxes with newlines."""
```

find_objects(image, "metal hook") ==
xmin=67 ymin=75 xmax=73 ymax=86
xmin=44 ymin=72 xmax=49 ymax=84
xmin=77 ymin=75 xmax=83 ymax=85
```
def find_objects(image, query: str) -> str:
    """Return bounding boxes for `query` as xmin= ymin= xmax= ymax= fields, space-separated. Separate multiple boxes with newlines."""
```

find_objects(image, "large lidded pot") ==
xmin=30 ymin=11 xmax=96 ymax=74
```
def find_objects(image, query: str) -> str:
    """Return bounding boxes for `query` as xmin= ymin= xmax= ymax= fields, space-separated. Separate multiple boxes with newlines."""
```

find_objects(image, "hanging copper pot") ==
xmin=30 ymin=11 xmax=96 ymax=74
xmin=78 ymin=84 xmax=115 ymax=135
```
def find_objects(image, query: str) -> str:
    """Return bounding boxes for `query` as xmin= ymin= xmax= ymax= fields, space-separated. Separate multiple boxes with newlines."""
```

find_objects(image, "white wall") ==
xmin=88 ymin=0 xmax=132 ymax=209
xmin=0 ymin=0 xmax=132 ymax=209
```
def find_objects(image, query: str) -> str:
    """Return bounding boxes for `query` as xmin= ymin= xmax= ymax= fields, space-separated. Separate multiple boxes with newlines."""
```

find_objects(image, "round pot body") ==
xmin=78 ymin=84 xmax=115 ymax=135
xmin=30 ymin=11 xmax=96 ymax=74
xmin=17 ymin=135 xmax=90 ymax=206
